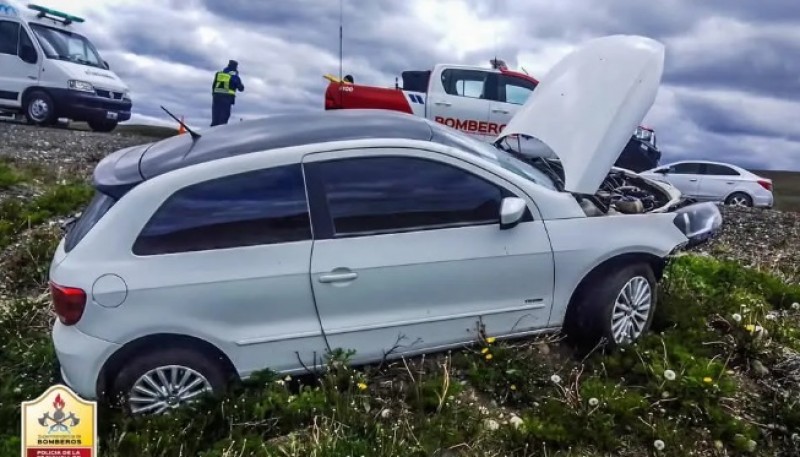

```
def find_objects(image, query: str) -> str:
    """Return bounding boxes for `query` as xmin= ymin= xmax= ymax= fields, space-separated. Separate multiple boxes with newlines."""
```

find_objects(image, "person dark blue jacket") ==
xmin=211 ymin=60 xmax=245 ymax=126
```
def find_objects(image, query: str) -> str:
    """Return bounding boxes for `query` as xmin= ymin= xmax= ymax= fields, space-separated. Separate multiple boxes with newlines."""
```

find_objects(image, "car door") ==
xmin=487 ymin=73 xmax=538 ymax=136
xmin=696 ymin=163 xmax=742 ymax=202
xmin=119 ymin=163 xmax=329 ymax=376
xmin=303 ymin=148 xmax=555 ymax=364
xmin=429 ymin=68 xmax=492 ymax=141
xmin=0 ymin=20 xmax=39 ymax=109
xmin=661 ymin=162 xmax=703 ymax=197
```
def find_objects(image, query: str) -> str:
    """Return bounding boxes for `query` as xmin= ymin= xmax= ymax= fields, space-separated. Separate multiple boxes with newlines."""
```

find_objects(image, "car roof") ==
xmin=93 ymin=109 xmax=444 ymax=198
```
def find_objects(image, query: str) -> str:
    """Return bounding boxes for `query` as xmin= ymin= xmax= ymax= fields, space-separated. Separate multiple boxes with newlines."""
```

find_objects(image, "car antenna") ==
xmin=160 ymin=105 xmax=201 ymax=141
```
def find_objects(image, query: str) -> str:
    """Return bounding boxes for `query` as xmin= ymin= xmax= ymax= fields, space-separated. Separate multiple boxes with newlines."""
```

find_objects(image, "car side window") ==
xmin=0 ymin=20 xmax=20 ymax=56
xmin=703 ymin=164 xmax=740 ymax=176
xmin=132 ymin=164 xmax=311 ymax=255
xmin=668 ymin=162 xmax=702 ymax=174
xmin=497 ymin=74 xmax=537 ymax=105
xmin=309 ymin=156 xmax=511 ymax=238
xmin=441 ymin=69 xmax=488 ymax=99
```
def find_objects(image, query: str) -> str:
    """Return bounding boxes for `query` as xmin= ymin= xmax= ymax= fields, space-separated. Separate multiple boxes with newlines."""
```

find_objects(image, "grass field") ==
xmin=751 ymin=170 xmax=800 ymax=212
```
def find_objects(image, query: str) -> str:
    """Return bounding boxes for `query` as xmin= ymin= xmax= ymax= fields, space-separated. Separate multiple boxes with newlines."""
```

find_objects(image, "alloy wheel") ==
xmin=610 ymin=276 xmax=652 ymax=344
xmin=128 ymin=365 xmax=212 ymax=414
xmin=729 ymin=195 xmax=750 ymax=207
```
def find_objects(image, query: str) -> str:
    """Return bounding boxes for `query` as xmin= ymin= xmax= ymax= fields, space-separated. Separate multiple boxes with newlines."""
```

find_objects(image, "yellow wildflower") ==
xmin=485 ymin=354 xmax=493 ymax=361
xmin=510 ymin=384 xmax=517 ymax=391
xmin=744 ymin=324 xmax=756 ymax=333
xmin=357 ymin=382 xmax=368 ymax=391
xmin=481 ymin=347 xmax=489 ymax=354
xmin=486 ymin=337 xmax=496 ymax=344
xmin=703 ymin=377 xmax=713 ymax=384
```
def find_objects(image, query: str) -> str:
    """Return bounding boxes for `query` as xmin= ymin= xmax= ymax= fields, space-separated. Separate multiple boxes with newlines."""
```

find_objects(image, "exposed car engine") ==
xmin=523 ymin=156 xmax=677 ymax=216
xmin=595 ymin=169 xmax=674 ymax=214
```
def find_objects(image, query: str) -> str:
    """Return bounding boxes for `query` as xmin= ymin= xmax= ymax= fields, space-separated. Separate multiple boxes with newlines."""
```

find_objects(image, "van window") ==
xmin=0 ymin=20 xmax=20 ymax=55
xmin=18 ymin=27 xmax=36 ymax=63
xmin=30 ymin=23 xmax=103 ymax=68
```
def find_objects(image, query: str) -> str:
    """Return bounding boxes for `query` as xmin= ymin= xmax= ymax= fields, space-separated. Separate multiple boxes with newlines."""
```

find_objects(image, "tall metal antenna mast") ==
xmin=339 ymin=0 xmax=343 ymax=82
xmin=493 ymin=0 xmax=498 ymax=65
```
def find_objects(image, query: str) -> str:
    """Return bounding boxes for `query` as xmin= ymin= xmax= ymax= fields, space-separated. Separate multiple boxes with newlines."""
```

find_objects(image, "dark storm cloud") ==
xmin=194 ymin=0 xmax=444 ymax=76
xmin=667 ymin=35 xmax=800 ymax=100
xmin=34 ymin=0 xmax=800 ymax=170
xmin=676 ymin=91 xmax=800 ymax=143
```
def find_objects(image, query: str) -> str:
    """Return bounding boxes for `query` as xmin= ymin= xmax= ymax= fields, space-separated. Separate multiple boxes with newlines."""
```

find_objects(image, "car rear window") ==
xmin=64 ymin=191 xmax=116 ymax=252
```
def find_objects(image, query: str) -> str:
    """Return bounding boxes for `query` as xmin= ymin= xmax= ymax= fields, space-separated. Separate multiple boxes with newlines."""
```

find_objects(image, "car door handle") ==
xmin=318 ymin=272 xmax=358 ymax=283
xmin=689 ymin=179 xmax=698 ymax=182
xmin=726 ymin=181 xmax=734 ymax=185
xmin=433 ymin=101 xmax=451 ymax=107
xmin=491 ymin=108 xmax=509 ymax=114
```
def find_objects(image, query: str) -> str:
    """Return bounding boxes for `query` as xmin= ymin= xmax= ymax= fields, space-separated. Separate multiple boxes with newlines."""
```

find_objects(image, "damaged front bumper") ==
xmin=671 ymin=201 xmax=723 ymax=249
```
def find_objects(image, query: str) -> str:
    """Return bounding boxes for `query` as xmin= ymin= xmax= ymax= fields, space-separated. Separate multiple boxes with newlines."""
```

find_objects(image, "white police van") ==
xmin=0 ymin=2 xmax=131 ymax=131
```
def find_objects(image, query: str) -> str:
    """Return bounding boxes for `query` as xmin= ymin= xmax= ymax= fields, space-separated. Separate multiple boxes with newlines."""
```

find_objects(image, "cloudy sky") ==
xmin=14 ymin=0 xmax=800 ymax=171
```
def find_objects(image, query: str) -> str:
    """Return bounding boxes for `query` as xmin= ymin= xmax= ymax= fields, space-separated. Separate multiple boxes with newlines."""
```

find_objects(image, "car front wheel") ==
xmin=566 ymin=262 xmax=657 ymax=348
xmin=110 ymin=347 xmax=229 ymax=415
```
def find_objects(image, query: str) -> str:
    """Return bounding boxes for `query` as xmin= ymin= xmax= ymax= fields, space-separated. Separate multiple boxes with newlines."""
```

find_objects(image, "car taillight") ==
xmin=49 ymin=281 xmax=87 ymax=326
xmin=757 ymin=179 xmax=772 ymax=191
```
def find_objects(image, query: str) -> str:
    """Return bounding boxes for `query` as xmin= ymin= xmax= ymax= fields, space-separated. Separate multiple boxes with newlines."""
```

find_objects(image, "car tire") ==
xmin=565 ymin=262 xmax=657 ymax=349
xmin=87 ymin=120 xmax=118 ymax=133
xmin=724 ymin=192 xmax=752 ymax=207
xmin=110 ymin=346 xmax=230 ymax=415
xmin=24 ymin=90 xmax=57 ymax=126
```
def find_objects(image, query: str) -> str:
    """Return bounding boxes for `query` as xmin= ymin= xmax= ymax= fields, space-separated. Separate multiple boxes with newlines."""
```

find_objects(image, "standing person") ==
xmin=210 ymin=60 xmax=245 ymax=126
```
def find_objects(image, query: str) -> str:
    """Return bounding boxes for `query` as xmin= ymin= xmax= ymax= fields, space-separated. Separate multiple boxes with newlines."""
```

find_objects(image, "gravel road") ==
xmin=1 ymin=121 xmax=798 ymax=282
xmin=0 ymin=121 xmax=154 ymax=178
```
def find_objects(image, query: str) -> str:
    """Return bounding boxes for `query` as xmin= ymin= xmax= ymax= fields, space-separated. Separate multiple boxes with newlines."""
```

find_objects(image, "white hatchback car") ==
xmin=640 ymin=160 xmax=774 ymax=208
xmin=49 ymin=35 xmax=722 ymax=414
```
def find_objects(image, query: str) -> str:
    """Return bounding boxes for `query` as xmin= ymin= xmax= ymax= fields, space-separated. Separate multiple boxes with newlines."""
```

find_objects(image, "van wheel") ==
xmin=25 ymin=90 xmax=57 ymax=126
xmin=88 ymin=120 xmax=118 ymax=133
xmin=565 ymin=262 xmax=657 ymax=349
xmin=110 ymin=347 xmax=229 ymax=415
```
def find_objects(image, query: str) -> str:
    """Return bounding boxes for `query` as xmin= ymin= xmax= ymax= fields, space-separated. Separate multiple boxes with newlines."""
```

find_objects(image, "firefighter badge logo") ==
xmin=21 ymin=384 xmax=97 ymax=457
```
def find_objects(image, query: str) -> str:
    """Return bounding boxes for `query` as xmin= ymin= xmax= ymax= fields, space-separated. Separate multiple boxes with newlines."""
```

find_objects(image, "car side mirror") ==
xmin=499 ymin=197 xmax=527 ymax=230
xmin=103 ymin=60 xmax=110 ymax=69
xmin=19 ymin=46 xmax=37 ymax=64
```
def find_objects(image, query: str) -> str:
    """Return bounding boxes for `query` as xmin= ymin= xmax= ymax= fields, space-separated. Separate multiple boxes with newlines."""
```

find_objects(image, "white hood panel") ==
xmin=51 ymin=60 xmax=129 ymax=91
xmin=495 ymin=35 xmax=665 ymax=194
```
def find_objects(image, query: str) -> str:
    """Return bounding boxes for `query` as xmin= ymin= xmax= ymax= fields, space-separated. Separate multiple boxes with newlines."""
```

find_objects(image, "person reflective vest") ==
xmin=213 ymin=71 xmax=237 ymax=96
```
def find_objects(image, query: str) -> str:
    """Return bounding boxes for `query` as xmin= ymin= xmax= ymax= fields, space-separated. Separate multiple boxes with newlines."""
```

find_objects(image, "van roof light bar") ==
xmin=27 ymin=4 xmax=84 ymax=25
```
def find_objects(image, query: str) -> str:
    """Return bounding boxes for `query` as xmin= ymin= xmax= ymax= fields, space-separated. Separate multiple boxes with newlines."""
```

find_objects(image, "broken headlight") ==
xmin=672 ymin=201 xmax=723 ymax=247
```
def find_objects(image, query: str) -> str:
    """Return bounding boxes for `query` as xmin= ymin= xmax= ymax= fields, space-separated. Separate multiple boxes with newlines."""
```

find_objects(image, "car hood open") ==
xmin=494 ymin=35 xmax=665 ymax=195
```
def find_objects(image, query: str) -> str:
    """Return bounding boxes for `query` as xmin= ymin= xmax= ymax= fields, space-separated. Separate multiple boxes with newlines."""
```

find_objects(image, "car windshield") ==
xmin=30 ymin=23 xmax=104 ymax=68
xmin=428 ymin=122 xmax=558 ymax=190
